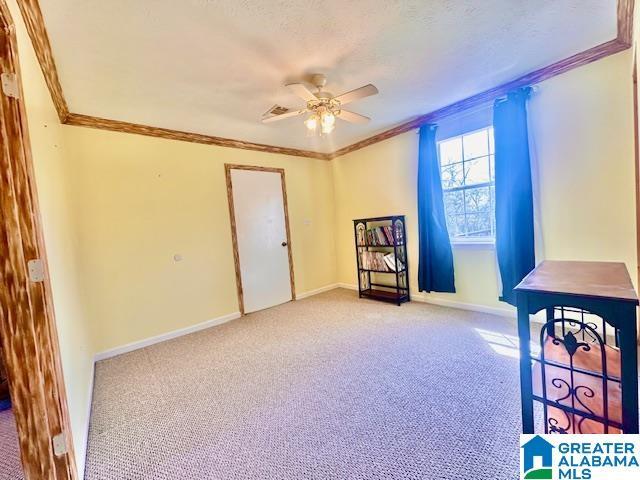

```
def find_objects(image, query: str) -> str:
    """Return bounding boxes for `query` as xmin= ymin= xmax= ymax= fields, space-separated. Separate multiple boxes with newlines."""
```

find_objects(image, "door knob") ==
xmin=281 ymin=242 xmax=288 ymax=247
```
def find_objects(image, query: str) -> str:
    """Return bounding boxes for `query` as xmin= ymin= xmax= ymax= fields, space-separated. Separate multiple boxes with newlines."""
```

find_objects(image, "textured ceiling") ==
xmin=40 ymin=0 xmax=617 ymax=153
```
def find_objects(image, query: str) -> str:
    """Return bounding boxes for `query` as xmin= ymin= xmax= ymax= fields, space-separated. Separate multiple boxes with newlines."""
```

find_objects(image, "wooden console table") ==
xmin=515 ymin=261 xmax=639 ymax=434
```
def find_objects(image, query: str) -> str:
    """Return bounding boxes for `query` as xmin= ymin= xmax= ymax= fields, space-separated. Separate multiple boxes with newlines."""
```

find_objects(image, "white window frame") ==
xmin=438 ymin=126 xmax=495 ymax=247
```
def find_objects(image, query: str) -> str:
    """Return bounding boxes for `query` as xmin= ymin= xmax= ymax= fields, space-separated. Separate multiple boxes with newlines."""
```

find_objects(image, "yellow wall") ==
xmin=333 ymin=50 xmax=636 ymax=314
xmin=529 ymin=51 xmax=636 ymax=277
xmin=62 ymin=127 xmax=337 ymax=353
xmin=7 ymin=0 xmax=94 ymax=474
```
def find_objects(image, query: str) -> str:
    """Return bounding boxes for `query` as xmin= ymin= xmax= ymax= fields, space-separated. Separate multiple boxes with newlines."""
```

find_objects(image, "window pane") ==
xmin=463 ymin=129 xmax=489 ymax=160
xmin=439 ymin=137 xmax=462 ymax=165
xmin=465 ymin=212 xmax=493 ymax=237
xmin=437 ymin=126 xmax=495 ymax=241
xmin=440 ymin=162 xmax=464 ymax=189
xmin=446 ymin=214 xmax=466 ymax=238
xmin=443 ymin=190 xmax=464 ymax=215
xmin=464 ymin=186 xmax=491 ymax=212
xmin=444 ymin=212 xmax=458 ymax=237
xmin=464 ymin=157 xmax=490 ymax=185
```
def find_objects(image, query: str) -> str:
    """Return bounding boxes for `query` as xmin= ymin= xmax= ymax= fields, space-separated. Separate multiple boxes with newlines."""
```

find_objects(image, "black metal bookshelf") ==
xmin=353 ymin=215 xmax=410 ymax=305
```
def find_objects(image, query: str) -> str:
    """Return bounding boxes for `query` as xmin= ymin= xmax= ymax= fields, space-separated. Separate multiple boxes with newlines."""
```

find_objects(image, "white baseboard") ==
xmin=336 ymin=283 xmax=515 ymax=318
xmin=296 ymin=283 xmax=339 ymax=299
xmin=93 ymin=283 xmax=339 ymax=362
xmin=94 ymin=311 xmax=241 ymax=362
xmin=94 ymin=284 xmax=344 ymax=363
xmin=411 ymin=294 xmax=516 ymax=318
xmin=94 ymin=286 xmax=341 ymax=364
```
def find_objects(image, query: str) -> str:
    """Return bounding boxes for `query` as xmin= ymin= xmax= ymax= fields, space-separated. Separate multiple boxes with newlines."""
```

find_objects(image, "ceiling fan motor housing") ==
xmin=307 ymin=96 xmax=341 ymax=115
xmin=310 ymin=73 xmax=327 ymax=90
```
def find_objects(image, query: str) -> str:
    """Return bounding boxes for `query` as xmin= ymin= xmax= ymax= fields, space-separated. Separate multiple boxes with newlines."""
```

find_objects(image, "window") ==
xmin=438 ymin=126 xmax=495 ymax=242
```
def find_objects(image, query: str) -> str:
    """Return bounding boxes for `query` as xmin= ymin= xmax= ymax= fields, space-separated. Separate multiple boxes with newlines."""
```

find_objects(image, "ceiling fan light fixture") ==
xmin=304 ymin=115 xmax=318 ymax=131
xmin=321 ymin=122 xmax=334 ymax=135
xmin=321 ymin=111 xmax=335 ymax=128
xmin=321 ymin=124 xmax=334 ymax=135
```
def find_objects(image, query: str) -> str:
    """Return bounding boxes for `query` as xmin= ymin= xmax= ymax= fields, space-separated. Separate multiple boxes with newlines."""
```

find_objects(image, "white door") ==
xmin=230 ymin=168 xmax=293 ymax=313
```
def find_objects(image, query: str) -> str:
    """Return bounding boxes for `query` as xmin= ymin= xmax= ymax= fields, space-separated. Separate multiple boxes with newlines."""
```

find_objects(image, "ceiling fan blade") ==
xmin=334 ymin=84 xmax=378 ymax=106
xmin=262 ymin=109 xmax=306 ymax=123
xmin=337 ymin=110 xmax=370 ymax=124
xmin=285 ymin=83 xmax=318 ymax=102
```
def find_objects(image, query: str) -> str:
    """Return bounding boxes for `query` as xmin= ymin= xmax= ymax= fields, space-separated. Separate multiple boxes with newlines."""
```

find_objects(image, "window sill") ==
xmin=450 ymin=238 xmax=495 ymax=248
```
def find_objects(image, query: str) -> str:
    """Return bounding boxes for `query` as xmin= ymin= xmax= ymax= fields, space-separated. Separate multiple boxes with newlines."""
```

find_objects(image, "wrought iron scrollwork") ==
xmin=575 ymin=385 xmax=597 ymax=434
xmin=552 ymin=330 xmax=590 ymax=357
xmin=547 ymin=378 xmax=571 ymax=433
xmin=536 ymin=313 xmax=620 ymax=434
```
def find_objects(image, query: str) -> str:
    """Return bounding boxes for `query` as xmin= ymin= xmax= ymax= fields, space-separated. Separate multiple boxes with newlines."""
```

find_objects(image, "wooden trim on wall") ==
xmin=329 ymin=39 xmax=630 ymax=159
xmin=224 ymin=164 xmax=296 ymax=316
xmin=14 ymin=0 xmax=637 ymax=161
xmin=618 ymin=0 xmax=635 ymax=46
xmin=14 ymin=0 xmax=67 ymax=122
xmin=65 ymin=113 xmax=332 ymax=160
xmin=330 ymin=0 xmax=635 ymax=158
xmin=224 ymin=166 xmax=245 ymax=315
xmin=15 ymin=1 xmax=330 ymax=160
xmin=0 ymin=2 xmax=77 ymax=479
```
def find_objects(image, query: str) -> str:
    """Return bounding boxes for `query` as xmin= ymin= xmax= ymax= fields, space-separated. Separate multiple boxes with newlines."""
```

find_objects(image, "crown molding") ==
xmin=17 ymin=0 xmax=634 ymax=161
xmin=331 ymin=0 xmax=634 ymax=158
xmin=15 ymin=0 xmax=331 ymax=161
xmin=329 ymin=38 xmax=629 ymax=159
xmin=64 ymin=113 xmax=332 ymax=160
xmin=16 ymin=0 xmax=68 ymax=122
xmin=618 ymin=0 xmax=635 ymax=47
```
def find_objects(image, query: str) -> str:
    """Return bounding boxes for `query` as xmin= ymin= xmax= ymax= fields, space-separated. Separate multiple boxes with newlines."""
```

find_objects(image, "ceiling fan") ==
xmin=261 ymin=74 xmax=378 ymax=135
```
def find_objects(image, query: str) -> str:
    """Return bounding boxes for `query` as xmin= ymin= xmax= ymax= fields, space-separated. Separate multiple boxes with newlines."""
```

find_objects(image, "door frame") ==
xmin=0 ymin=3 xmax=77 ymax=479
xmin=224 ymin=164 xmax=296 ymax=315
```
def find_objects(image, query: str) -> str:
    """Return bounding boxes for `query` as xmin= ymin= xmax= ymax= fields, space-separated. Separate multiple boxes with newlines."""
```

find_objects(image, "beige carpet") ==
xmin=0 ymin=408 xmax=23 ymax=480
xmin=85 ymin=288 xmax=525 ymax=479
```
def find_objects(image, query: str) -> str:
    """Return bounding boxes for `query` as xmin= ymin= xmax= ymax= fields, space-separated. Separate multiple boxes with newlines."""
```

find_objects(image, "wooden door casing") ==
xmin=224 ymin=164 xmax=296 ymax=315
xmin=0 ymin=2 xmax=77 ymax=479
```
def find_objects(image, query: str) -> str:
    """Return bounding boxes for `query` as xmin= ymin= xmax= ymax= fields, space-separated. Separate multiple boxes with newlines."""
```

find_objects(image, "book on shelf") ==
xmin=360 ymin=225 xmax=395 ymax=246
xmin=383 ymin=253 xmax=405 ymax=272
xmin=360 ymin=251 xmax=386 ymax=270
xmin=360 ymin=251 xmax=405 ymax=272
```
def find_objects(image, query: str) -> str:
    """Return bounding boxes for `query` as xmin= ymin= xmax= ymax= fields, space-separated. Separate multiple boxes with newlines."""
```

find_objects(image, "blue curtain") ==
xmin=493 ymin=87 xmax=535 ymax=306
xmin=417 ymin=124 xmax=456 ymax=293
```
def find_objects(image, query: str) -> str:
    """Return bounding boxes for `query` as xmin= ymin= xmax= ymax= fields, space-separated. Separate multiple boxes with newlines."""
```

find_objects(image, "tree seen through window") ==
xmin=438 ymin=127 xmax=495 ymax=240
